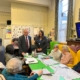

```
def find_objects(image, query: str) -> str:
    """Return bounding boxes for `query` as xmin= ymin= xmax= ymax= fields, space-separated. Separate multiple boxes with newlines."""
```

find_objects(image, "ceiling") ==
xmin=0 ymin=0 xmax=51 ymax=12
xmin=0 ymin=0 xmax=51 ymax=7
xmin=0 ymin=0 xmax=11 ymax=7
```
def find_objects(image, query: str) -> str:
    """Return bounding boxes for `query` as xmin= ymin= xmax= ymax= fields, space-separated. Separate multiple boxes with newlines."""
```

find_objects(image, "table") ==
xmin=24 ymin=55 xmax=80 ymax=80
xmin=29 ymin=59 xmax=54 ymax=80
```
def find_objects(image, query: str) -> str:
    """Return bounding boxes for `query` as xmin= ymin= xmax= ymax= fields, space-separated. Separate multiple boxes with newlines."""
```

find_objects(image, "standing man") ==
xmin=18 ymin=29 xmax=32 ymax=56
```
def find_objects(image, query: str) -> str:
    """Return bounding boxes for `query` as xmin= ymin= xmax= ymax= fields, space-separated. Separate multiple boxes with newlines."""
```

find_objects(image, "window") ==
xmin=58 ymin=0 xmax=69 ymax=42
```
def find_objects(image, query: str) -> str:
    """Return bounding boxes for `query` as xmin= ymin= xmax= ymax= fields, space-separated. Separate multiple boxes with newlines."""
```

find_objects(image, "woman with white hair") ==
xmin=49 ymin=44 xmax=62 ymax=62
xmin=60 ymin=45 xmax=73 ymax=65
xmin=1 ymin=58 xmax=42 ymax=80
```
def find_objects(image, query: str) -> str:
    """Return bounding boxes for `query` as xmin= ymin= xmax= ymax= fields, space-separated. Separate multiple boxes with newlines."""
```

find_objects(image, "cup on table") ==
xmin=32 ymin=51 xmax=35 ymax=55
xmin=25 ymin=53 xmax=28 ymax=56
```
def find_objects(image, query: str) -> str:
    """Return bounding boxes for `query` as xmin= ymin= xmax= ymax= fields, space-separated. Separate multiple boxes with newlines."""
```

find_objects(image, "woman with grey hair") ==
xmin=60 ymin=45 xmax=73 ymax=65
xmin=1 ymin=58 xmax=42 ymax=80
xmin=49 ymin=44 xmax=62 ymax=62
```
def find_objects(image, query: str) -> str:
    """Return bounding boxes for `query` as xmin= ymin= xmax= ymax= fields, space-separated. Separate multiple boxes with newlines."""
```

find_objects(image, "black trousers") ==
xmin=72 ymin=62 xmax=80 ymax=73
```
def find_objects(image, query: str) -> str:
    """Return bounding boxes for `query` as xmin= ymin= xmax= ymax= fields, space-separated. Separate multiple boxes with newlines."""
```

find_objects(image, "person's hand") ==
xmin=39 ymin=48 xmax=42 ymax=51
xmin=37 ymin=48 xmax=40 ymax=51
xmin=22 ymin=58 xmax=26 ymax=62
xmin=37 ymin=48 xmax=42 ymax=51
xmin=30 ymin=71 xmax=34 ymax=76
xmin=37 ymin=70 xmax=43 ymax=76
xmin=22 ymin=52 xmax=25 ymax=56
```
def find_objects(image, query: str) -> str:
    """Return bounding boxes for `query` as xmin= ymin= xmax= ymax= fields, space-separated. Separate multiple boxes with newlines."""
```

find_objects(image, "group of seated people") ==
xmin=0 ymin=38 xmax=20 ymax=65
xmin=0 ymin=37 xmax=43 ymax=80
xmin=0 ymin=43 xmax=79 ymax=80
xmin=49 ymin=44 xmax=73 ymax=65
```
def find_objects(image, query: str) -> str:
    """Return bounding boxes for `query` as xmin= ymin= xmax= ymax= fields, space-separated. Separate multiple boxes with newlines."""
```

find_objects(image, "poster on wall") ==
xmin=6 ymin=26 xmax=11 ymax=39
xmin=12 ymin=25 xmax=33 ymax=39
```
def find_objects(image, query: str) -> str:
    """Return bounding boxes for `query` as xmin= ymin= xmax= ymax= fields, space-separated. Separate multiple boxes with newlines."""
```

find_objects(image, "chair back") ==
xmin=67 ymin=47 xmax=79 ymax=68
xmin=58 ymin=44 xmax=64 ymax=51
xmin=58 ymin=44 xmax=79 ymax=68
xmin=50 ymin=41 xmax=59 ymax=52
xmin=77 ymin=50 xmax=80 ymax=61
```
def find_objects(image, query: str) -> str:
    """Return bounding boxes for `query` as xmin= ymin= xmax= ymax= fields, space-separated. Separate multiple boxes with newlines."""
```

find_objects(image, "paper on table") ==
xmin=41 ymin=75 xmax=57 ymax=80
xmin=0 ymin=62 xmax=6 ymax=68
xmin=36 ymin=52 xmax=44 ymax=55
xmin=42 ymin=59 xmax=58 ymax=66
xmin=59 ymin=64 xmax=68 ymax=68
xmin=33 ymin=68 xmax=53 ymax=75
xmin=38 ymin=55 xmax=44 ymax=60
xmin=40 ymin=75 xmax=65 ymax=80
xmin=51 ymin=65 xmax=80 ymax=80
xmin=25 ymin=58 xmax=38 ymax=64
xmin=66 ymin=68 xmax=80 ymax=79
xmin=58 ymin=68 xmax=80 ymax=80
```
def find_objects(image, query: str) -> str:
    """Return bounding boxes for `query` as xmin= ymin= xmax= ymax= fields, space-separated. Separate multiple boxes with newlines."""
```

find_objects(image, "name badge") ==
xmin=39 ymin=43 xmax=40 ymax=45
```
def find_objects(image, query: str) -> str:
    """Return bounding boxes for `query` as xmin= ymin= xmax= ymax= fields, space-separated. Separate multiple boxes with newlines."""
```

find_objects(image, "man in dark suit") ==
xmin=18 ymin=29 xmax=32 ymax=56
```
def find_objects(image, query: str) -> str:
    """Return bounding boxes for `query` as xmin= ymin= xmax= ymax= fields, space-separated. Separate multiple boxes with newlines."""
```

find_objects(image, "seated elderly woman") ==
xmin=49 ymin=44 xmax=62 ymax=62
xmin=60 ymin=45 xmax=73 ymax=65
xmin=1 ymin=58 xmax=42 ymax=80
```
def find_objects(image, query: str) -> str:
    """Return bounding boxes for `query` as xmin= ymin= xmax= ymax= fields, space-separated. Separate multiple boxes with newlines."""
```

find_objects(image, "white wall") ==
xmin=48 ymin=0 xmax=55 ymax=33
xmin=11 ymin=3 xmax=48 ymax=35
xmin=0 ymin=0 xmax=11 ymax=12
xmin=0 ymin=12 xmax=11 ymax=46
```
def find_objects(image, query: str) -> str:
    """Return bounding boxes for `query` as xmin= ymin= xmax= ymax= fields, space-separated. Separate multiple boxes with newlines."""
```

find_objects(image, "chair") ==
xmin=77 ymin=50 xmax=80 ymax=61
xmin=47 ymin=49 xmax=50 ymax=55
xmin=50 ymin=41 xmax=54 ymax=51
xmin=69 ymin=45 xmax=76 ymax=53
xmin=50 ymin=41 xmax=59 ymax=52
xmin=58 ymin=44 xmax=79 ymax=68
xmin=76 ymin=45 xmax=80 ymax=52
xmin=0 ymin=74 xmax=6 ymax=80
xmin=58 ymin=44 xmax=64 ymax=51
xmin=67 ymin=47 xmax=79 ymax=68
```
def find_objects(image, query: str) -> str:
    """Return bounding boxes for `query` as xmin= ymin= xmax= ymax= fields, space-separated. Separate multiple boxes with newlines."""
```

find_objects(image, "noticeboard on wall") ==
xmin=12 ymin=25 xmax=34 ymax=39
xmin=6 ymin=26 xmax=11 ymax=39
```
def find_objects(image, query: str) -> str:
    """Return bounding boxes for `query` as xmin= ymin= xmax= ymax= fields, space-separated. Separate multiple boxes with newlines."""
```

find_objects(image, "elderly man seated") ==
xmin=1 ymin=58 xmax=42 ymax=80
xmin=5 ymin=38 xmax=19 ymax=63
xmin=60 ymin=45 xmax=73 ymax=65
xmin=49 ymin=44 xmax=62 ymax=62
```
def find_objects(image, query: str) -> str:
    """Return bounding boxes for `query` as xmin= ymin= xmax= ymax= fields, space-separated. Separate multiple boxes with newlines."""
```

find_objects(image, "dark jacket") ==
xmin=35 ymin=36 xmax=47 ymax=54
xmin=72 ymin=62 xmax=80 ymax=73
xmin=0 ymin=46 xmax=5 ymax=65
xmin=18 ymin=35 xmax=32 ymax=55
xmin=0 ymin=38 xmax=5 ymax=65
xmin=6 ymin=44 xmax=14 ymax=55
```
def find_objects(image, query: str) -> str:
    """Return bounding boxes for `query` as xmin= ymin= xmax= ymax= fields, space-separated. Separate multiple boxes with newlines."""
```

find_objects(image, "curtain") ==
xmin=66 ymin=0 xmax=73 ymax=39
xmin=55 ymin=0 xmax=59 ymax=41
